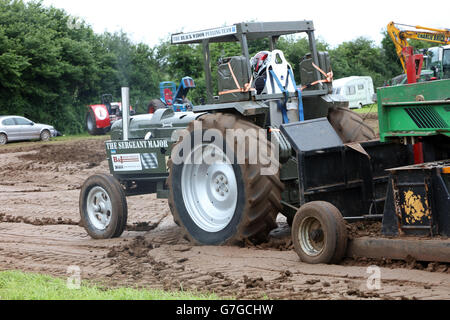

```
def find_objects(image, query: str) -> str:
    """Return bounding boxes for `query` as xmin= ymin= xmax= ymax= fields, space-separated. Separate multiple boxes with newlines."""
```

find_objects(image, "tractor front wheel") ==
xmin=79 ymin=174 xmax=128 ymax=239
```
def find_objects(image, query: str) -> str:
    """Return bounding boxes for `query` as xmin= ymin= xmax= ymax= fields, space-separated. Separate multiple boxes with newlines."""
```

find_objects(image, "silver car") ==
xmin=0 ymin=115 xmax=57 ymax=145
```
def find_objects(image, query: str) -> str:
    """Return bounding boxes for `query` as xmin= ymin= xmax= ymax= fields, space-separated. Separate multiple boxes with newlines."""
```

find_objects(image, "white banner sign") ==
xmin=172 ymin=25 xmax=237 ymax=44
xmin=112 ymin=154 xmax=142 ymax=171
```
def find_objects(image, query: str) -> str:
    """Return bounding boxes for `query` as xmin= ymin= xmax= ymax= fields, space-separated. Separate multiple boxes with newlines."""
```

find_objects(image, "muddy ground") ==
xmin=0 ymin=127 xmax=449 ymax=300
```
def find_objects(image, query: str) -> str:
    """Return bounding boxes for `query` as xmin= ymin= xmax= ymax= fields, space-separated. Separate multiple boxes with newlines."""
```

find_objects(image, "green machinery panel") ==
xmin=377 ymin=79 xmax=450 ymax=142
xmin=105 ymin=139 xmax=173 ymax=176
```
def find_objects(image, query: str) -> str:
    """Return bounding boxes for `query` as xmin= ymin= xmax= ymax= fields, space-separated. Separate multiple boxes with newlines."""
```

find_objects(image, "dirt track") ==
xmin=0 ymin=137 xmax=449 ymax=300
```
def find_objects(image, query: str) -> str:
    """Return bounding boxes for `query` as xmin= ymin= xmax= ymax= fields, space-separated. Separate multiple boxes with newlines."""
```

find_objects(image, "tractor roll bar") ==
xmin=171 ymin=21 xmax=323 ymax=104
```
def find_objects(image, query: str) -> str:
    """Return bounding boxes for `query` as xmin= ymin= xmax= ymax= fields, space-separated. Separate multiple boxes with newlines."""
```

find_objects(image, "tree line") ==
xmin=0 ymin=0 xmax=415 ymax=134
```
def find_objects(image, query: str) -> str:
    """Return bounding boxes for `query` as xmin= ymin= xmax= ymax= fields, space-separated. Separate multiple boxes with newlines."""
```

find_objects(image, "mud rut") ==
xmin=0 ymin=137 xmax=449 ymax=300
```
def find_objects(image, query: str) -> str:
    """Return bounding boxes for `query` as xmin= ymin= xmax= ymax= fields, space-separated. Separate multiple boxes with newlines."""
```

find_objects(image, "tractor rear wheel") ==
xmin=167 ymin=113 xmax=283 ymax=245
xmin=86 ymin=110 xmax=107 ymax=136
xmin=328 ymin=107 xmax=376 ymax=143
xmin=147 ymin=99 xmax=166 ymax=114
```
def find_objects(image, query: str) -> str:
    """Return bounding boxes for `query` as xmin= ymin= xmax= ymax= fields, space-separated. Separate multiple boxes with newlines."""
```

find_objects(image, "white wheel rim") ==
xmin=181 ymin=144 xmax=238 ymax=233
xmin=298 ymin=216 xmax=325 ymax=256
xmin=0 ymin=134 xmax=6 ymax=144
xmin=42 ymin=131 xmax=50 ymax=140
xmin=86 ymin=186 xmax=112 ymax=230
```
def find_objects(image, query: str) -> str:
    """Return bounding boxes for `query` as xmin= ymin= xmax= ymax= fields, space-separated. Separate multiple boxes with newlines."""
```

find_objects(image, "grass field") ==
xmin=352 ymin=103 xmax=378 ymax=115
xmin=0 ymin=270 xmax=219 ymax=300
xmin=0 ymin=132 xmax=106 ymax=150
xmin=52 ymin=133 xmax=106 ymax=141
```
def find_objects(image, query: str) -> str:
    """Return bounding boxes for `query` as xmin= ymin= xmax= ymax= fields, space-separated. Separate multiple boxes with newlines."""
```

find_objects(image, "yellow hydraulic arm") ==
xmin=387 ymin=22 xmax=450 ymax=73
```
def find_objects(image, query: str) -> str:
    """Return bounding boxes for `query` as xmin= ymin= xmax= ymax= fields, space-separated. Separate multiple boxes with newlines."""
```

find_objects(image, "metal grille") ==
xmin=404 ymin=107 xmax=448 ymax=129
xmin=140 ymin=153 xmax=158 ymax=170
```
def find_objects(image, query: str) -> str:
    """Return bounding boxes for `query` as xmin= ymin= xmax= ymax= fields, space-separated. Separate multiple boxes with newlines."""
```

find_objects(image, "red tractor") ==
xmin=86 ymin=94 xmax=135 ymax=135
xmin=86 ymin=78 xmax=195 ymax=135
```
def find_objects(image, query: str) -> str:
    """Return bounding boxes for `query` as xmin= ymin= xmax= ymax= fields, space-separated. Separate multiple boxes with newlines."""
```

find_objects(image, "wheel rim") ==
xmin=181 ymin=143 xmax=238 ymax=233
xmin=298 ymin=216 xmax=325 ymax=257
xmin=86 ymin=186 xmax=113 ymax=230
xmin=0 ymin=134 xmax=6 ymax=145
xmin=41 ymin=131 xmax=50 ymax=141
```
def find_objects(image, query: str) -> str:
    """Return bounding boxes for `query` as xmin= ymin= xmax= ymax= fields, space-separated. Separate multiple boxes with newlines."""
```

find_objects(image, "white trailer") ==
xmin=332 ymin=76 xmax=375 ymax=109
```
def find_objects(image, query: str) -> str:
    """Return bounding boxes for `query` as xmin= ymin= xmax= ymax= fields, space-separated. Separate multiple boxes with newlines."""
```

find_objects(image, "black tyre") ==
xmin=167 ymin=113 xmax=283 ymax=245
xmin=79 ymin=174 xmax=128 ymax=239
xmin=182 ymin=98 xmax=194 ymax=111
xmin=147 ymin=99 xmax=166 ymax=114
xmin=328 ymin=106 xmax=376 ymax=143
xmin=292 ymin=201 xmax=347 ymax=264
xmin=40 ymin=130 xmax=51 ymax=142
xmin=86 ymin=110 xmax=107 ymax=136
xmin=0 ymin=133 xmax=7 ymax=145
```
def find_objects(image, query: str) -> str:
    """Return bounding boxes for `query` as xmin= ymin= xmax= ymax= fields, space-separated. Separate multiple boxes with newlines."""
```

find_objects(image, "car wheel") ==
xmin=0 ymin=133 xmax=7 ymax=145
xmin=40 ymin=130 xmax=51 ymax=142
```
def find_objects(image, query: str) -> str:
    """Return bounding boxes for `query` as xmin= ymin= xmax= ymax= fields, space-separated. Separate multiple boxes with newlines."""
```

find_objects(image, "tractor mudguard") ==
xmin=89 ymin=104 xmax=111 ymax=129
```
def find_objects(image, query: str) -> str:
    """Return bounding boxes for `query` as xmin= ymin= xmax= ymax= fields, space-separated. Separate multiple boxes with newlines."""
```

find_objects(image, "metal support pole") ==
xmin=202 ymin=39 xmax=214 ymax=104
xmin=240 ymin=34 xmax=252 ymax=81
xmin=308 ymin=31 xmax=323 ymax=90
xmin=121 ymin=87 xmax=130 ymax=141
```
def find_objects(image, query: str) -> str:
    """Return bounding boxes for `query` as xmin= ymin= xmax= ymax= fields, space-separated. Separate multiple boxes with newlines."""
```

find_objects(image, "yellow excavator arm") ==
xmin=387 ymin=22 xmax=450 ymax=73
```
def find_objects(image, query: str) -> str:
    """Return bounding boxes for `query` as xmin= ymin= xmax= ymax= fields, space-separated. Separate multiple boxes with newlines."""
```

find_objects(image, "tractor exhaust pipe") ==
xmin=121 ymin=87 xmax=130 ymax=141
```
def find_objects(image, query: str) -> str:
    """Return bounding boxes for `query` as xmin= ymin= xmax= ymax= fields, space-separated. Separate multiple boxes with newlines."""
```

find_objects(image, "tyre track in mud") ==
xmin=0 ymin=222 xmax=448 ymax=300
xmin=0 ymin=137 xmax=449 ymax=300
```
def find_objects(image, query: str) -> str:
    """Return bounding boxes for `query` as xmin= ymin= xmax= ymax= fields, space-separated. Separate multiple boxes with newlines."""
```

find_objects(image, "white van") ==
xmin=332 ymin=76 xmax=375 ymax=109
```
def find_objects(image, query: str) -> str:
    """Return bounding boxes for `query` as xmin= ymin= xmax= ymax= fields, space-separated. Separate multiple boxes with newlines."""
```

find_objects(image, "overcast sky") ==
xmin=40 ymin=0 xmax=449 ymax=48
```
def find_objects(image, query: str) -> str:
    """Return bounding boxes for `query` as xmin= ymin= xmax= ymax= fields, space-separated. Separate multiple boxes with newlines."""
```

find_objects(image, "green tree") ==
xmin=0 ymin=1 xmax=162 ymax=132
xmin=276 ymin=36 xmax=329 ymax=84
xmin=329 ymin=37 xmax=391 ymax=88
xmin=381 ymin=31 xmax=404 ymax=79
